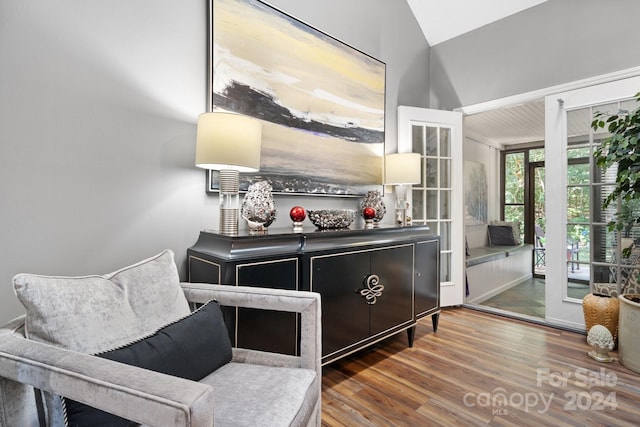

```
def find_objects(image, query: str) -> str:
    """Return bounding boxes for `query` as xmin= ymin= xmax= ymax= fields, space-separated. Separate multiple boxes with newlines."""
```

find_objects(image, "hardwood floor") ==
xmin=321 ymin=308 xmax=640 ymax=426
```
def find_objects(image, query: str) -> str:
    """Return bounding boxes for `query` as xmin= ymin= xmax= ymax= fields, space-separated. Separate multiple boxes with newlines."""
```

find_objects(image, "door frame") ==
xmin=457 ymin=66 xmax=640 ymax=330
xmin=528 ymin=160 xmax=545 ymax=278
xmin=457 ymin=67 xmax=640 ymax=117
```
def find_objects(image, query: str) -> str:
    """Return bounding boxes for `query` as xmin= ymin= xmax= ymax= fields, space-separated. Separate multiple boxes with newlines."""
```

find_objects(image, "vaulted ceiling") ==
xmin=406 ymin=0 xmax=550 ymax=147
xmin=406 ymin=0 xmax=548 ymax=47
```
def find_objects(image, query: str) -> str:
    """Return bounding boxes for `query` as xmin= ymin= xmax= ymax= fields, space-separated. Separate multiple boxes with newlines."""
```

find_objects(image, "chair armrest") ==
xmin=180 ymin=283 xmax=321 ymax=374
xmin=0 ymin=333 xmax=214 ymax=427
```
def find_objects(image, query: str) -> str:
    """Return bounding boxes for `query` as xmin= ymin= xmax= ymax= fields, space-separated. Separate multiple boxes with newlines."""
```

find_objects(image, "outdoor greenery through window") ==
xmin=566 ymin=97 xmax=638 ymax=292
xmin=503 ymin=148 xmax=545 ymax=244
xmin=504 ymin=152 xmax=524 ymax=236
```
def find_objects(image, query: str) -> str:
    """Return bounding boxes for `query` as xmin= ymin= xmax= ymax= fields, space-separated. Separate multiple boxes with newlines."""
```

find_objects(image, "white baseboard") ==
xmin=544 ymin=315 xmax=586 ymax=332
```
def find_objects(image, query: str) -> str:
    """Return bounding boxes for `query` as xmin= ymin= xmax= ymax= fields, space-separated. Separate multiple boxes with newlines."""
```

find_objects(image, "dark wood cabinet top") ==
xmin=188 ymin=225 xmax=437 ymax=261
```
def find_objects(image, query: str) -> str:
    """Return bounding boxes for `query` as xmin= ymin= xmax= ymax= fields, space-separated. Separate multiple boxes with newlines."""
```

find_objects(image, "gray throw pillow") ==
xmin=488 ymin=225 xmax=518 ymax=246
xmin=13 ymin=249 xmax=191 ymax=354
xmin=491 ymin=220 xmax=521 ymax=244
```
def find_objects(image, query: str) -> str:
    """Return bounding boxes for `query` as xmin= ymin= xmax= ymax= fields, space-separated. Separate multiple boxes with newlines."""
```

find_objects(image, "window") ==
xmin=503 ymin=151 xmax=525 ymax=239
xmin=502 ymin=147 xmax=545 ymax=244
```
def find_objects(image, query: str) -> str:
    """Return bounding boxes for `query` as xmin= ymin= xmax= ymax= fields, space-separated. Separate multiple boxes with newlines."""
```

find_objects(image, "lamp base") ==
xmin=219 ymin=207 xmax=239 ymax=236
xmin=395 ymin=205 xmax=407 ymax=226
xmin=394 ymin=184 xmax=409 ymax=226
xmin=218 ymin=169 xmax=240 ymax=236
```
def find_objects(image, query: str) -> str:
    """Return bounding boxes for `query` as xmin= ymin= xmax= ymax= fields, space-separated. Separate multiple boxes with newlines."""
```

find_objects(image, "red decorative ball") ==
xmin=362 ymin=207 xmax=376 ymax=220
xmin=289 ymin=206 xmax=306 ymax=222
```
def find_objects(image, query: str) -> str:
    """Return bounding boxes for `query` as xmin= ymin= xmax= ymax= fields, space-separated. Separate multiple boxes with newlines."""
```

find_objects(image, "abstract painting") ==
xmin=209 ymin=0 xmax=386 ymax=196
xmin=464 ymin=161 xmax=488 ymax=224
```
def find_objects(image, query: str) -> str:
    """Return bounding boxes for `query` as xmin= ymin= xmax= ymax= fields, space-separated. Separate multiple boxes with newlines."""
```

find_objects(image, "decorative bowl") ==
xmin=307 ymin=209 xmax=356 ymax=229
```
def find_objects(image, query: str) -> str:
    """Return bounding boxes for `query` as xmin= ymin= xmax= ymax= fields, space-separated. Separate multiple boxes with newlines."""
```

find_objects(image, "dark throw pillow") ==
xmin=63 ymin=300 xmax=232 ymax=427
xmin=488 ymin=225 xmax=518 ymax=246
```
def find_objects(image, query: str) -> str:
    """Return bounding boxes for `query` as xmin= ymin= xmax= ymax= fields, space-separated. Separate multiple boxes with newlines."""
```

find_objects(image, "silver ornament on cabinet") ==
xmin=241 ymin=180 xmax=277 ymax=233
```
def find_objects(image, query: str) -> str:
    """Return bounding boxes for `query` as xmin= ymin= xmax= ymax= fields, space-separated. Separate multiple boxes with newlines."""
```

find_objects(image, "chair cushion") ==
xmin=201 ymin=362 xmax=318 ymax=427
xmin=63 ymin=300 xmax=232 ymax=427
xmin=13 ymin=249 xmax=190 ymax=354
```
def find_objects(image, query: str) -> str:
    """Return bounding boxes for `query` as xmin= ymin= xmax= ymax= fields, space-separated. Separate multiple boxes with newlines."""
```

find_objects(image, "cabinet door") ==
xmin=237 ymin=259 xmax=298 ymax=355
xmin=188 ymin=255 xmax=221 ymax=284
xmin=415 ymin=239 xmax=439 ymax=317
xmin=368 ymin=245 xmax=414 ymax=335
xmin=311 ymin=251 xmax=370 ymax=357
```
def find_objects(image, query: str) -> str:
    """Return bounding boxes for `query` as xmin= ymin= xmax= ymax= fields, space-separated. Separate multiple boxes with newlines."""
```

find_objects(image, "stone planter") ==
xmin=618 ymin=294 xmax=640 ymax=374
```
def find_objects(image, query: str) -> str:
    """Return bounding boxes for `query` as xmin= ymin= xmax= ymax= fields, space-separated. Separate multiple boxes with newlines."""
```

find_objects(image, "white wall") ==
xmin=0 ymin=0 xmax=429 ymax=324
xmin=0 ymin=0 xmax=210 ymax=324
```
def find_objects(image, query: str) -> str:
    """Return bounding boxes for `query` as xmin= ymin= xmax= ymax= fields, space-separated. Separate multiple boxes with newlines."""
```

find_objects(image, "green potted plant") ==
xmin=592 ymin=91 xmax=640 ymax=373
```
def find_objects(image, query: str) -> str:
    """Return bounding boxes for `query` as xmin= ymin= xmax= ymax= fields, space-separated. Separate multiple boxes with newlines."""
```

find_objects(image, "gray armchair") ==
xmin=0 ymin=282 xmax=321 ymax=426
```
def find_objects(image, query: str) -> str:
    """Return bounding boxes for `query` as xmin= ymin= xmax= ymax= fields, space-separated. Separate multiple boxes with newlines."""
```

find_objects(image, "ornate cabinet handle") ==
xmin=358 ymin=274 xmax=384 ymax=305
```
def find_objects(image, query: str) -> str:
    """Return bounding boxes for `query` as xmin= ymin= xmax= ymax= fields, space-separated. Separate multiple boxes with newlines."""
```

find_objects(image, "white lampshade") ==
xmin=385 ymin=152 xmax=421 ymax=185
xmin=195 ymin=112 xmax=262 ymax=172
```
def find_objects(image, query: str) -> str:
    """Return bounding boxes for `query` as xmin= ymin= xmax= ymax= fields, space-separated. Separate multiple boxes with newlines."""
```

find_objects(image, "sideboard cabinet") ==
xmin=187 ymin=225 xmax=439 ymax=365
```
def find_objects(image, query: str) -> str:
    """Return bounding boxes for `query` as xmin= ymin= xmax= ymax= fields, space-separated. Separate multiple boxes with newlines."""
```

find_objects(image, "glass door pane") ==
xmin=565 ymin=98 xmax=639 ymax=300
xmin=543 ymin=74 xmax=640 ymax=328
xmin=565 ymin=107 xmax=591 ymax=299
xmin=411 ymin=123 xmax=452 ymax=282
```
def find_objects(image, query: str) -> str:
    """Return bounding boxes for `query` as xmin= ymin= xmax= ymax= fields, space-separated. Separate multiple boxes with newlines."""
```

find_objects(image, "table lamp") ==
xmin=385 ymin=152 xmax=421 ymax=226
xmin=196 ymin=112 xmax=262 ymax=235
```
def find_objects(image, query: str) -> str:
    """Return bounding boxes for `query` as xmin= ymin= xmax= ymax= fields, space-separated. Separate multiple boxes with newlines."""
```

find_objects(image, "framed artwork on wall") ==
xmin=464 ymin=160 xmax=488 ymax=224
xmin=208 ymin=0 xmax=386 ymax=196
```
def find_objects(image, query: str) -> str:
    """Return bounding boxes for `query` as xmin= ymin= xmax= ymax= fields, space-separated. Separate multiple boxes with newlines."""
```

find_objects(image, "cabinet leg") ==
xmin=432 ymin=312 xmax=440 ymax=332
xmin=407 ymin=326 xmax=416 ymax=347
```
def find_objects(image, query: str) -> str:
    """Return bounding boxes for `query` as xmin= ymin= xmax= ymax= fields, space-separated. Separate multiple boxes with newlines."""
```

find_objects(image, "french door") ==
xmin=397 ymin=107 xmax=464 ymax=307
xmin=545 ymin=75 xmax=640 ymax=329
